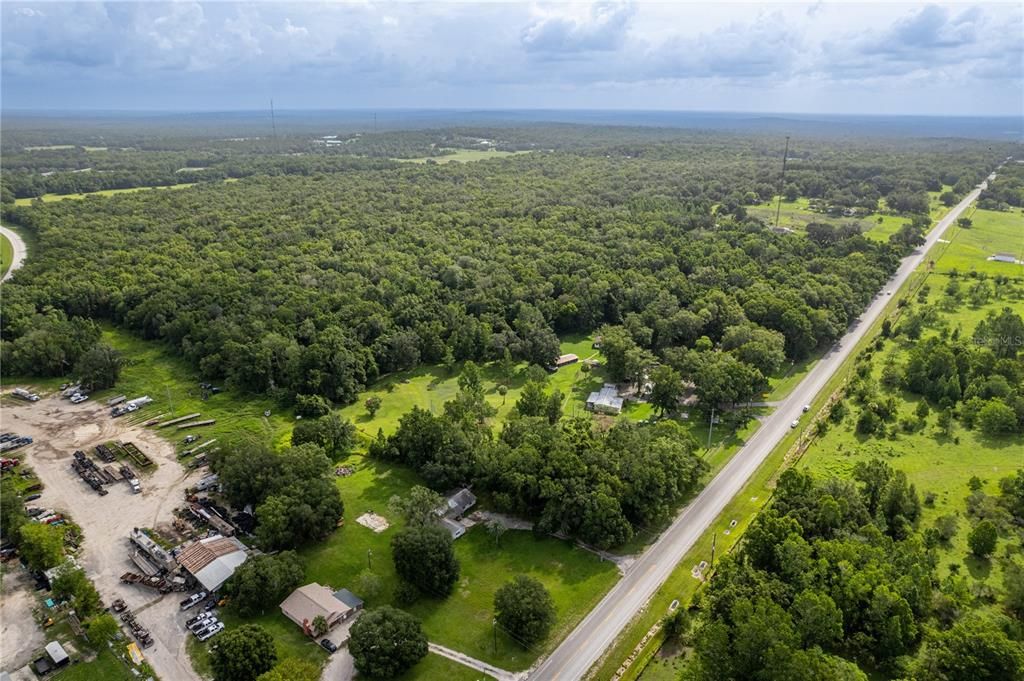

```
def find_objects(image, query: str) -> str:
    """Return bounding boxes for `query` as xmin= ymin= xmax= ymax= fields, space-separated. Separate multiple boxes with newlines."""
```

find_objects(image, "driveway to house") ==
xmin=1 ymin=224 xmax=28 ymax=282
xmin=528 ymin=172 xmax=998 ymax=681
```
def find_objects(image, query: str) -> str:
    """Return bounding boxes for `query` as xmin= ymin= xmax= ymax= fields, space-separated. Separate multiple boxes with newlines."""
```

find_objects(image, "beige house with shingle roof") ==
xmin=280 ymin=583 xmax=358 ymax=636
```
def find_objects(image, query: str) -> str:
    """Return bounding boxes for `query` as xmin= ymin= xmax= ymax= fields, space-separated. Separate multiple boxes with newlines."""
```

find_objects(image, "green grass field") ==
xmin=747 ymin=189 xmax=953 ymax=243
xmin=55 ymin=647 xmax=138 ymax=681
xmin=394 ymin=653 xmax=497 ymax=681
xmin=1 ymin=231 xmax=13 ymax=277
xmin=763 ymin=354 xmax=820 ymax=402
xmin=930 ymin=207 xmax=1024 ymax=276
xmin=14 ymin=183 xmax=200 ymax=206
xmin=340 ymin=334 xmax=607 ymax=444
xmin=24 ymin=144 xmax=77 ymax=151
xmin=393 ymin=149 xmax=529 ymax=164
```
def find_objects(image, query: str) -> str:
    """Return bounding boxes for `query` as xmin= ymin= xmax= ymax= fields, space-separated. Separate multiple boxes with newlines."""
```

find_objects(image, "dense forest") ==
xmin=681 ymin=464 xmax=1024 ymax=681
xmin=979 ymin=161 xmax=1024 ymax=210
xmin=2 ymin=130 xmax=1012 ymax=419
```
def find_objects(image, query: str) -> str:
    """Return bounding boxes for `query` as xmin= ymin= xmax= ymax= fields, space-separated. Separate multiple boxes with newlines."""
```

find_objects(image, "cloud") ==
xmin=0 ymin=1 xmax=1020 ymax=115
xmin=821 ymin=4 xmax=1021 ymax=80
xmin=521 ymin=2 xmax=635 ymax=55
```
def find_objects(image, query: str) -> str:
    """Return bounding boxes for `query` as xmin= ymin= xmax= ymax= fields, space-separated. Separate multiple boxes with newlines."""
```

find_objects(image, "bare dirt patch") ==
xmin=0 ymin=566 xmax=46 ymax=669
xmin=4 ymin=396 xmax=204 ymax=681
xmin=355 ymin=512 xmax=390 ymax=533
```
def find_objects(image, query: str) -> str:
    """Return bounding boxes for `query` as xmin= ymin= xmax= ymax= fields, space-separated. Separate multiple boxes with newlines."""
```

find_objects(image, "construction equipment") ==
xmin=120 ymin=572 xmax=171 ymax=594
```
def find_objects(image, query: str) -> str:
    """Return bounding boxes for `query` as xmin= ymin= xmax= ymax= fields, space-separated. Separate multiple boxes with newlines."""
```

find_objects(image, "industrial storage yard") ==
xmin=2 ymin=394 xmax=208 ymax=681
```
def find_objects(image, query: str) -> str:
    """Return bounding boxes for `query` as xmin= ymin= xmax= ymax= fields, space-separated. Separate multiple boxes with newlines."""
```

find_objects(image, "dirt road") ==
xmin=1 ymin=224 xmax=28 ymax=283
xmin=4 ymin=395 xmax=205 ymax=681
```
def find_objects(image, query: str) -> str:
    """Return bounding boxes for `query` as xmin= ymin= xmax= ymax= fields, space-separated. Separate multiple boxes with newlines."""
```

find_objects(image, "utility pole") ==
xmin=270 ymin=99 xmax=278 ymax=151
xmin=166 ymin=386 xmax=174 ymax=416
xmin=774 ymin=135 xmax=791 ymax=229
xmin=493 ymin=618 xmax=498 ymax=653
xmin=710 ymin=533 xmax=716 ymax=574
xmin=367 ymin=548 xmax=372 ymax=571
xmin=706 ymin=407 xmax=716 ymax=449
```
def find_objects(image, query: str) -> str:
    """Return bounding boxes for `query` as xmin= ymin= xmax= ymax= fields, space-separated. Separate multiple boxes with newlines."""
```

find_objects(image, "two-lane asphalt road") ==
xmin=529 ymin=172 xmax=997 ymax=681
xmin=1 ymin=224 xmax=28 ymax=283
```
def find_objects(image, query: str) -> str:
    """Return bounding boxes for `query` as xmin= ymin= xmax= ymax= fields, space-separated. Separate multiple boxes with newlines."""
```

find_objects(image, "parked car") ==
xmin=320 ymin=639 xmax=338 ymax=653
xmin=180 ymin=591 xmax=208 ymax=611
xmin=197 ymin=622 xmax=224 ymax=642
xmin=790 ymin=420 xmax=799 ymax=428
xmin=190 ymin=616 xmax=217 ymax=634
xmin=185 ymin=612 xmax=212 ymax=628
xmin=802 ymin=405 xmax=811 ymax=413
xmin=70 ymin=394 xmax=89 ymax=404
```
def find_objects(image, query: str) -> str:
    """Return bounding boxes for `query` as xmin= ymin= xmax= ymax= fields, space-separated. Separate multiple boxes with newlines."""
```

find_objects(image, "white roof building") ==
xmin=176 ymin=535 xmax=248 ymax=592
xmin=45 ymin=641 xmax=69 ymax=666
xmin=586 ymin=384 xmax=624 ymax=415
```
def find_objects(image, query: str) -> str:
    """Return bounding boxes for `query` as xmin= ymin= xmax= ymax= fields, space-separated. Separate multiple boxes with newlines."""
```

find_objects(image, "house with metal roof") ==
xmin=586 ymin=384 xmax=624 ymax=415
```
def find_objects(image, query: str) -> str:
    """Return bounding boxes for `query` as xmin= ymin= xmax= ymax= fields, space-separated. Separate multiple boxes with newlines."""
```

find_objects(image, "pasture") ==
xmin=13 ymin=183 xmax=199 ymax=206
xmin=930 ymin=207 xmax=1024 ymax=276
xmin=393 ymin=149 xmax=529 ymax=164
xmin=746 ymin=188 xmax=953 ymax=242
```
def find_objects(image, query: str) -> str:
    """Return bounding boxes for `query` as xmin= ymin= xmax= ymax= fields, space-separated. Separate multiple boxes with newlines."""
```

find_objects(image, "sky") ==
xmin=2 ymin=1 xmax=1022 ymax=116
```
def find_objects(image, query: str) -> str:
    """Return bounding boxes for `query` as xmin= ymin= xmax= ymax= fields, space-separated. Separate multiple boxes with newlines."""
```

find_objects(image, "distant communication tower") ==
xmin=774 ymin=135 xmax=791 ymax=229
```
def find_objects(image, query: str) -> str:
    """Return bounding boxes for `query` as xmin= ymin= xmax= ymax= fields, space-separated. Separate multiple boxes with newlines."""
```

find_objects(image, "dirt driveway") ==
xmin=4 ymin=395 xmax=205 ymax=681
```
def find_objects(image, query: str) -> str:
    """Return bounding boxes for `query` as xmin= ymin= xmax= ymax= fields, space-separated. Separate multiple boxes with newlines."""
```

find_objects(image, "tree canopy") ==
xmin=349 ymin=606 xmax=428 ymax=678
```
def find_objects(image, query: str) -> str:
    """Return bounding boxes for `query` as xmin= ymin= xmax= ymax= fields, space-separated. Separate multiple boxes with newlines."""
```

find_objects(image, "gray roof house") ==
xmin=435 ymin=488 xmax=477 ymax=540
xmin=441 ymin=488 xmax=477 ymax=519
xmin=586 ymin=384 xmax=624 ymax=415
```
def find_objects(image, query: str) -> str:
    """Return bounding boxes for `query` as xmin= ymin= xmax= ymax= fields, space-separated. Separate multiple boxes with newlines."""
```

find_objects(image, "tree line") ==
xmin=5 ymin=132 xmax=1003 ymax=413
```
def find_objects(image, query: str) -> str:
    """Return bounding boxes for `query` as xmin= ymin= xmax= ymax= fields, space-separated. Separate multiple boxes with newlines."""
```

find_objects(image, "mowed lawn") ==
xmin=298 ymin=454 xmax=620 ymax=672
xmin=57 ymin=648 xmax=137 ymax=681
xmin=931 ymin=207 xmax=1024 ymax=276
xmin=339 ymin=334 xmax=604 ymax=442
xmin=393 ymin=149 xmax=529 ymax=164
xmin=1 ymin=230 xmax=13 ymax=277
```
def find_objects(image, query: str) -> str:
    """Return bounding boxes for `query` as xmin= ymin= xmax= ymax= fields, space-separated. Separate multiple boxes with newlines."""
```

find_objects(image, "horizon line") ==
xmin=2 ymin=107 xmax=1022 ymax=120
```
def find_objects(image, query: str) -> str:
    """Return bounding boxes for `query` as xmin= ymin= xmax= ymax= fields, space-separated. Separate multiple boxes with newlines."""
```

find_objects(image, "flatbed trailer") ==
xmin=157 ymin=413 xmax=202 ymax=428
xmin=177 ymin=419 xmax=215 ymax=430
xmin=121 ymin=442 xmax=153 ymax=468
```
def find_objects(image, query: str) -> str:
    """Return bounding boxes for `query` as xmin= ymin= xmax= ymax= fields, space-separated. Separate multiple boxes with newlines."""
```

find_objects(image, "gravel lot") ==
xmin=0 ymin=566 xmax=45 ymax=670
xmin=5 ymin=395 xmax=206 ymax=681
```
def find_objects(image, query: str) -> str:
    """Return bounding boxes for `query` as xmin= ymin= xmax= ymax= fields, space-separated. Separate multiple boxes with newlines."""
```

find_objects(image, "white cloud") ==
xmin=0 ymin=1 xmax=1020 ymax=115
